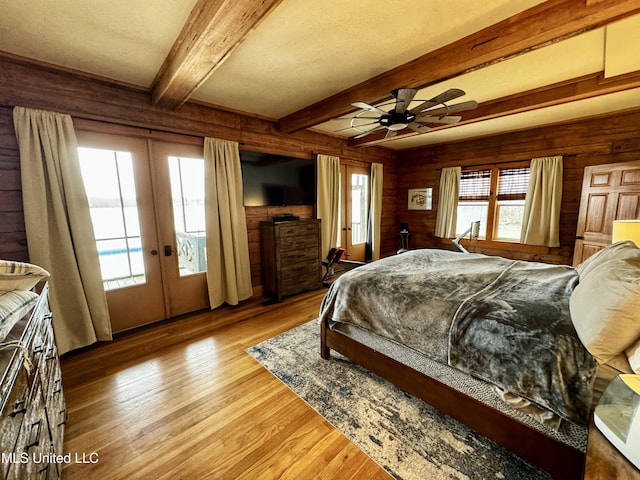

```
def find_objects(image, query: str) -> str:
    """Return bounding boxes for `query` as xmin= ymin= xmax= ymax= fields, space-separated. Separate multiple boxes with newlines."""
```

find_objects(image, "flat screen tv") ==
xmin=240 ymin=150 xmax=316 ymax=207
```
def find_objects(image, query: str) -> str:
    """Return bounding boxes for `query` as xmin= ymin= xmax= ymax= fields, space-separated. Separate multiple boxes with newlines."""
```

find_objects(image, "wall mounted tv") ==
xmin=240 ymin=150 xmax=316 ymax=207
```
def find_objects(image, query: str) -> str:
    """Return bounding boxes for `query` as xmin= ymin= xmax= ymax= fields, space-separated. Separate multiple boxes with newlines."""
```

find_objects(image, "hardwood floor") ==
xmin=60 ymin=290 xmax=390 ymax=480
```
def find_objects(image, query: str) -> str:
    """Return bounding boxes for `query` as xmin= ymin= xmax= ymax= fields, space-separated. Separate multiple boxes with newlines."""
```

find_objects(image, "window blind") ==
xmin=459 ymin=169 xmax=490 ymax=201
xmin=497 ymin=167 xmax=530 ymax=201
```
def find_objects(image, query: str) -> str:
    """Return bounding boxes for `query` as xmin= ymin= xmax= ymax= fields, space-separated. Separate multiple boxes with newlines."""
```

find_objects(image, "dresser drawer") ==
xmin=280 ymin=234 xmax=319 ymax=251
xmin=281 ymin=261 xmax=319 ymax=279
xmin=279 ymin=247 xmax=320 ymax=263
xmin=278 ymin=222 xmax=319 ymax=237
xmin=282 ymin=274 xmax=321 ymax=296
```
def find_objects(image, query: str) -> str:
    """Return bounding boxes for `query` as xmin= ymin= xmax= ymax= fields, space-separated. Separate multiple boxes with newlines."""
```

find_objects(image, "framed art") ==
xmin=408 ymin=187 xmax=432 ymax=210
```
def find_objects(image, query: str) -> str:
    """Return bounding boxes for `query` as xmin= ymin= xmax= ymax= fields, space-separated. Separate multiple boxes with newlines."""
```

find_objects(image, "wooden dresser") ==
xmin=0 ymin=284 xmax=66 ymax=480
xmin=260 ymin=219 xmax=322 ymax=302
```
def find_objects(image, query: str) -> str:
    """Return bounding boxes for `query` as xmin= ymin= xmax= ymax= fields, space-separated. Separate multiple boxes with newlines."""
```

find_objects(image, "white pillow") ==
xmin=0 ymin=260 xmax=49 ymax=291
xmin=570 ymin=247 xmax=640 ymax=364
xmin=626 ymin=338 xmax=640 ymax=374
xmin=0 ymin=290 xmax=39 ymax=342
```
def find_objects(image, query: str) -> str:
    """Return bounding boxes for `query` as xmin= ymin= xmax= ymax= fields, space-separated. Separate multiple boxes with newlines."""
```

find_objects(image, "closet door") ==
xmin=76 ymin=130 xmax=166 ymax=331
xmin=573 ymin=159 xmax=640 ymax=265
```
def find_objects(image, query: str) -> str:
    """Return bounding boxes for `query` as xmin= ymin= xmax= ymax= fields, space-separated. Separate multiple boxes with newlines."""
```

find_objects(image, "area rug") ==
xmin=247 ymin=321 xmax=551 ymax=480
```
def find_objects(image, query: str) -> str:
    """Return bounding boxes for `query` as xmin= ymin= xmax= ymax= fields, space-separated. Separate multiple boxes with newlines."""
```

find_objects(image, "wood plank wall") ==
xmin=397 ymin=109 xmax=640 ymax=265
xmin=0 ymin=54 xmax=397 ymax=288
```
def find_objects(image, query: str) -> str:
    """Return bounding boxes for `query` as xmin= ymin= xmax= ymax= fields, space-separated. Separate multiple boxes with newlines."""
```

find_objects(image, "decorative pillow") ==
xmin=626 ymin=338 xmax=640 ymax=374
xmin=0 ymin=290 xmax=39 ymax=342
xmin=570 ymin=248 xmax=640 ymax=364
xmin=0 ymin=260 xmax=49 ymax=291
xmin=576 ymin=240 xmax=640 ymax=278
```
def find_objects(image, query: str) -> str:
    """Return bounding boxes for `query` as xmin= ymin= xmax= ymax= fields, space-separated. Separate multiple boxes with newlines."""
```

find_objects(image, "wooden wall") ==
xmin=0 ymin=54 xmax=398 ymax=290
xmin=397 ymin=109 xmax=640 ymax=265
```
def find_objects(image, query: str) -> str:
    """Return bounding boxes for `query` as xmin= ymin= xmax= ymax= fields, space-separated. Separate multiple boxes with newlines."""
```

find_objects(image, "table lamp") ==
xmin=612 ymin=220 xmax=640 ymax=246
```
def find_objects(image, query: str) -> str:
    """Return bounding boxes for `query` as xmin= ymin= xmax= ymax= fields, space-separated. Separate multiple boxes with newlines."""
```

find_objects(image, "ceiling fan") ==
xmin=343 ymin=88 xmax=478 ymax=139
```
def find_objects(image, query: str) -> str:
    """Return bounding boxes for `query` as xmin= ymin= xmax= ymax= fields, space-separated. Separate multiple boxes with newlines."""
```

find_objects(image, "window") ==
xmin=495 ymin=167 xmax=529 ymax=241
xmin=456 ymin=169 xmax=490 ymax=238
xmin=456 ymin=164 xmax=530 ymax=243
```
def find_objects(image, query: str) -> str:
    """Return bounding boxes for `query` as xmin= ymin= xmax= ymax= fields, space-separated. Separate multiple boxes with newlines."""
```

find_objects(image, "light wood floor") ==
xmin=60 ymin=290 xmax=390 ymax=480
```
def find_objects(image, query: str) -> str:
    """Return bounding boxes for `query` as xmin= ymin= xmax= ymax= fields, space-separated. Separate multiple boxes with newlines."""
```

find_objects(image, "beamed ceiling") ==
xmin=1 ymin=0 xmax=640 ymax=150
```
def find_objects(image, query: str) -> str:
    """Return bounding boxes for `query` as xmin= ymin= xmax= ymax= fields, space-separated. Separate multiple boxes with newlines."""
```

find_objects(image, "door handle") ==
xmin=575 ymin=236 xmax=584 ymax=240
xmin=164 ymin=245 xmax=173 ymax=256
xmin=150 ymin=249 xmax=158 ymax=255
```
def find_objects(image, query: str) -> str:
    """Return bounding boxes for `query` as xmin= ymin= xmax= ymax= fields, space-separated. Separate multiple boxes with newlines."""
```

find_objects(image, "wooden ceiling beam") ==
xmin=151 ymin=0 xmax=284 ymax=110
xmin=348 ymin=71 xmax=640 ymax=147
xmin=277 ymin=0 xmax=640 ymax=134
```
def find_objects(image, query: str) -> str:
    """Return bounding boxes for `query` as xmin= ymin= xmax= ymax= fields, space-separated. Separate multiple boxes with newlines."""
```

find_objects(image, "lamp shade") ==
xmin=612 ymin=220 xmax=640 ymax=246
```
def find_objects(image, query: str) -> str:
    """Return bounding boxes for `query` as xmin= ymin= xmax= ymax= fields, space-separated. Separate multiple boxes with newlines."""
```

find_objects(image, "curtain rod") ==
xmin=434 ymin=153 xmax=576 ymax=171
xmin=72 ymin=115 xmax=244 ymax=145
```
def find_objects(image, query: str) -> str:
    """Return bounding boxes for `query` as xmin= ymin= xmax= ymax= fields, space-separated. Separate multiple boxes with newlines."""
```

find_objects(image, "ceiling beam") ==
xmin=347 ymin=71 xmax=640 ymax=147
xmin=277 ymin=0 xmax=640 ymax=134
xmin=151 ymin=0 xmax=284 ymax=110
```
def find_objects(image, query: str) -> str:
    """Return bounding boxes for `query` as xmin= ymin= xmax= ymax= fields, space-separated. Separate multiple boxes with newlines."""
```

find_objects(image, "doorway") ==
xmin=339 ymin=164 xmax=369 ymax=262
xmin=573 ymin=159 xmax=640 ymax=265
xmin=76 ymin=130 xmax=209 ymax=332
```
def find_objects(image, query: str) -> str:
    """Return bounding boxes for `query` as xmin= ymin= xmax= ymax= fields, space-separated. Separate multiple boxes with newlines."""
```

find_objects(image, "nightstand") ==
xmin=583 ymin=420 xmax=640 ymax=479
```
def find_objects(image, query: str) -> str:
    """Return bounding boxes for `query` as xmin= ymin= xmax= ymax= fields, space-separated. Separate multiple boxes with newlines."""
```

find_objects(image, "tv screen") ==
xmin=240 ymin=151 xmax=316 ymax=207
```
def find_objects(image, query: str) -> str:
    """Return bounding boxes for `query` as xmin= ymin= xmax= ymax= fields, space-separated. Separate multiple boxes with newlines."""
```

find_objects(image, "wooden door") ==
xmin=573 ymin=160 xmax=640 ymax=265
xmin=76 ymin=130 xmax=166 ymax=331
xmin=150 ymin=141 xmax=209 ymax=317
xmin=339 ymin=164 xmax=369 ymax=262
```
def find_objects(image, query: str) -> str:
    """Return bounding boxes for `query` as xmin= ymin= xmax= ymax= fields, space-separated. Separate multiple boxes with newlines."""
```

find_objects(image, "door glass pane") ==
xmin=78 ymin=147 xmax=146 ymax=290
xmin=168 ymin=156 xmax=206 ymax=276
xmin=351 ymin=173 xmax=368 ymax=244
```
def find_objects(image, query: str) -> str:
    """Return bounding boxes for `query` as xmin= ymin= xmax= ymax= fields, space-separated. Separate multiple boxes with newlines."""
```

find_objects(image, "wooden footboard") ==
xmin=319 ymin=318 xmax=585 ymax=480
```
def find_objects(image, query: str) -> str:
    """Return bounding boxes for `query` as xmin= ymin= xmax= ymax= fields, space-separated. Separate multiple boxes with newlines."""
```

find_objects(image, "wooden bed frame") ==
xmin=320 ymin=318 xmax=585 ymax=480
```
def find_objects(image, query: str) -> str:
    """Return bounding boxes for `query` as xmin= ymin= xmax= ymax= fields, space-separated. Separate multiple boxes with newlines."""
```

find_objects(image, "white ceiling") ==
xmin=1 ymin=0 xmax=639 ymax=149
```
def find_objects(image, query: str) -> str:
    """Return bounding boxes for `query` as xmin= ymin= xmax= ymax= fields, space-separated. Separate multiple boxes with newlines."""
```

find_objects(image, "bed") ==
xmin=319 ymin=241 xmax=640 ymax=480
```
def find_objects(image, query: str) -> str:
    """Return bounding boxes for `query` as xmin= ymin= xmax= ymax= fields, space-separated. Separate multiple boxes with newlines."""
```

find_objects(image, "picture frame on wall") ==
xmin=408 ymin=187 xmax=432 ymax=210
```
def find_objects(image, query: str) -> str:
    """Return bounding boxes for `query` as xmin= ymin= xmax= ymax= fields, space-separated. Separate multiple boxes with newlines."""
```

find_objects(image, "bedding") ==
xmin=319 ymin=248 xmax=597 ymax=426
xmin=0 ymin=259 xmax=49 ymax=291
xmin=570 ymin=240 xmax=640 ymax=364
xmin=0 ymin=290 xmax=39 ymax=342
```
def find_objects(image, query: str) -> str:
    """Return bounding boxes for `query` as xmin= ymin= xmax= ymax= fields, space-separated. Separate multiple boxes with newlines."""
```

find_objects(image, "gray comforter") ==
xmin=319 ymin=249 xmax=596 ymax=425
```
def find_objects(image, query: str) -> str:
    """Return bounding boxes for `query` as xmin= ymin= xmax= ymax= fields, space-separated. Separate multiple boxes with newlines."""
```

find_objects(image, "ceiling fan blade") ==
xmin=353 ymin=125 xmax=386 ymax=139
xmin=334 ymin=120 xmax=380 ymax=133
xmin=418 ymin=100 xmax=479 ymax=118
xmin=408 ymin=122 xmax=430 ymax=134
xmin=384 ymin=129 xmax=398 ymax=139
xmin=431 ymin=88 xmax=466 ymax=104
xmin=393 ymin=88 xmax=417 ymax=114
xmin=416 ymin=115 xmax=462 ymax=125
xmin=352 ymin=102 xmax=388 ymax=115
xmin=409 ymin=88 xmax=466 ymax=114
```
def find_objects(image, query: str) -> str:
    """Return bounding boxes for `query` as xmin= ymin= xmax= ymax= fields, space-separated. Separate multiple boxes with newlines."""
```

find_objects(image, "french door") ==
xmin=339 ymin=164 xmax=369 ymax=262
xmin=76 ymin=131 xmax=209 ymax=332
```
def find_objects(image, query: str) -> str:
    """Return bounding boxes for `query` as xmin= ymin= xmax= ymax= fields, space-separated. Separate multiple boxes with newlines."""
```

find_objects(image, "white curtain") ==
xmin=203 ymin=137 xmax=253 ymax=308
xmin=13 ymin=106 xmax=112 ymax=354
xmin=368 ymin=163 xmax=383 ymax=260
xmin=316 ymin=154 xmax=340 ymax=258
xmin=520 ymin=156 xmax=563 ymax=247
xmin=435 ymin=166 xmax=461 ymax=238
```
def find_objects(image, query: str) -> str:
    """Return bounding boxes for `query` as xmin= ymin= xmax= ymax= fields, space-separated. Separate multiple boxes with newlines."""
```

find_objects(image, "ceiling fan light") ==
xmin=388 ymin=122 xmax=408 ymax=131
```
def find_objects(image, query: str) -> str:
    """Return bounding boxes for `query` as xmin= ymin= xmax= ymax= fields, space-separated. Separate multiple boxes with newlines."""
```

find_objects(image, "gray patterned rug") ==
xmin=247 ymin=321 xmax=552 ymax=480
